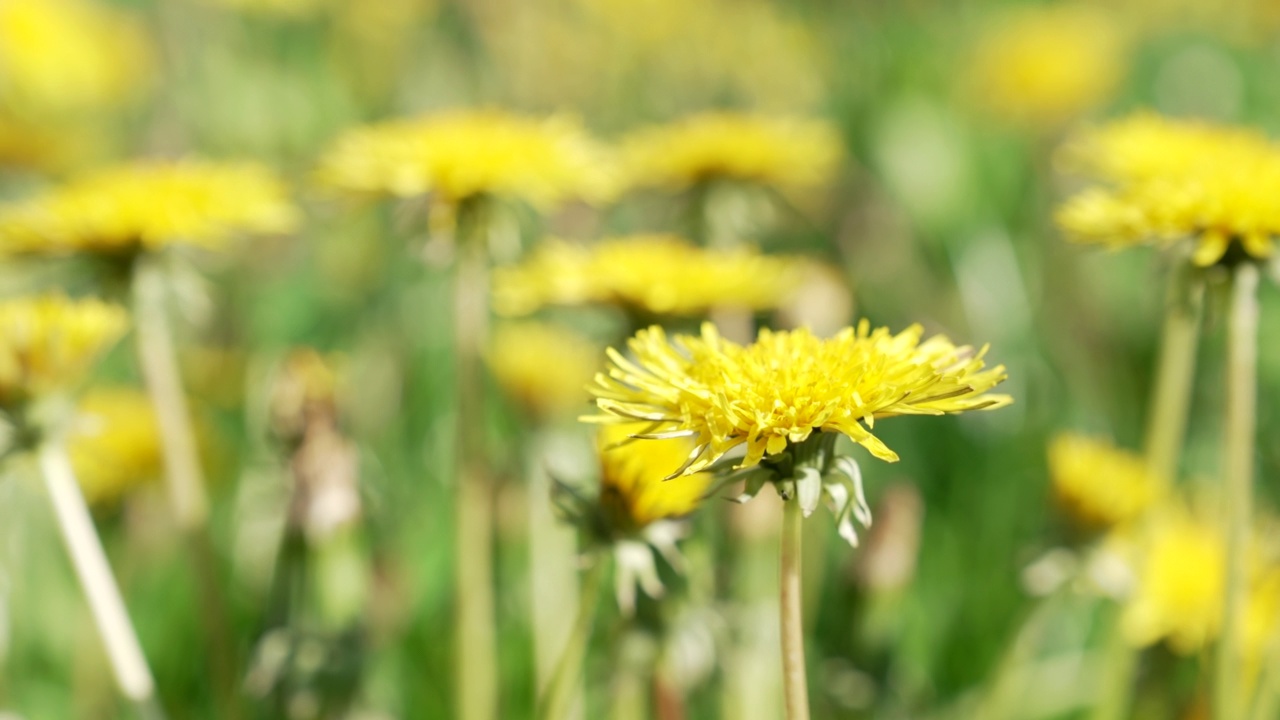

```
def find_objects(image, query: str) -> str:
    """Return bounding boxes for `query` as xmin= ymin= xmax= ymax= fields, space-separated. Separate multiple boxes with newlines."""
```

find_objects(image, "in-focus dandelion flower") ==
xmin=493 ymin=234 xmax=812 ymax=318
xmin=67 ymin=388 xmax=162 ymax=505
xmin=1048 ymin=433 xmax=1163 ymax=529
xmin=0 ymin=161 xmax=299 ymax=256
xmin=0 ymin=295 xmax=127 ymax=409
xmin=1122 ymin=506 xmax=1224 ymax=652
xmin=0 ymin=0 xmax=151 ymax=114
xmin=487 ymin=322 xmax=600 ymax=420
xmin=585 ymin=321 xmax=1011 ymax=476
xmin=315 ymin=110 xmax=617 ymax=208
xmin=965 ymin=4 xmax=1124 ymax=129
xmin=621 ymin=112 xmax=841 ymax=194
xmin=1057 ymin=113 xmax=1280 ymax=266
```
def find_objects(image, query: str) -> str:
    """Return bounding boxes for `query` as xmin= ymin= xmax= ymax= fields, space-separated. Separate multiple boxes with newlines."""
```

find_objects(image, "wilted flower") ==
xmin=0 ymin=161 xmax=299 ymax=256
xmin=486 ymin=322 xmax=600 ymax=420
xmin=315 ymin=110 xmax=617 ymax=208
xmin=492 ymin=234 xmax=811 ymax=318
xmin=965 ymin=4 xmax=1124 ymax=128
xmin=1048 ymin=433 xmax=1163 ymax=529
xmin=0 ymin=0 xmax=151 ymax=115
xmin=621 ymin=113 xmax=841 ymax=194
xmin=67 ymin=388 xmax=162 ymax=505
xmin=1057 ymin=113 xmax=1280 ymax=266
xmin=0 ymin=294 xmax=127 ymax=409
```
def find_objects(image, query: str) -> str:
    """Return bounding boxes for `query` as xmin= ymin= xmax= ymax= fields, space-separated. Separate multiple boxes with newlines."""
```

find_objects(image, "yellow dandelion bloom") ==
xmin=1122 ymin=507 xmax=1224 ymax=653
xmin=0 ymin=161 xmax=299 ymax=256
xmin=315 ymin=110 xmax=617 ymax=207
xmin=965 ymin=5 xmax=1124 ymax=128
xmin=597 ymin=423 xmax=710 ymax=531
xmin=0 ymin=0 xmax=151 ymax=114
xmin=1056 ymin=113 xmax=1280 ymax=266
xmin=487 ymin=322 xmax=600 ymax=420
xmin=0 ymin=295 xmax=127 ymax=408
xmin=621 ymin=112 xmax=841 ymax=193
xmin=586 ymin=322 xmax=1010 ymax=476
xmin=1048 ymin=433 xmax=1163 ymax=529
xmin=67 ymin=388 xmax=161 ymax=505
xmin=493 ymin=234 xmax=811 ymax=317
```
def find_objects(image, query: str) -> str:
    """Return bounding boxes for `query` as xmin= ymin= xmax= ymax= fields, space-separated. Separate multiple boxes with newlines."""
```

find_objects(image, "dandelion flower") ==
xmin=0 ymin=161 xmax=299 ymax=256
xmin=621 ymin=112 xmax=841 ymax=193
xmin=965 ymin=4 xmax=1125 ymax=128
xmin=315 ymin=109 xmax=617 ymax=208
xmin=1122 ymin=507 xmax=1224 ymax=652
xmin=596 ymin=423 xmax=710 ymax=532
xmin=487 ymin=322 xmax=600 ymax=420
xmin=0 ymin=0 xmax=151 ymax=114
xmin=1056 ymin=113 xmax=1280 ymax=266
xmin=586 ymin=321 xmax=1010 ymax=474
xmin=1048 ymin=433 xmax=1163 ymax=529
xmin=0 ymin=295 xmax=127 ymax=409
xmin=492 ymin=234 xmax=811 ymax=317
xmin=67 ymin=388 xmax=162 ymax=505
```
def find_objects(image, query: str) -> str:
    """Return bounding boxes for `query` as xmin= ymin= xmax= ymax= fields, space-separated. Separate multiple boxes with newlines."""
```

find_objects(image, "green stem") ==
xmin=780 ymin=499 xmax=810 ymax=720
xmin=1216 ymin=261 xmax=1259 ymax=720
xmin=1089 ymin=605 xmax=1139 ymax=720
xmin=538 ymin=559 xmax=605 ymax=720
xmin=1144 ymin=262 xmax=1205 ymax=483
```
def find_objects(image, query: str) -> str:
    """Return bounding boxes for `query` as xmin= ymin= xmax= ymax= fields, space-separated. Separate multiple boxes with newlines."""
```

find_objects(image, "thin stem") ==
xmin=528 ymin=433 xmax=581 ymax=710
xmin=38 ymin=441 xmax=165 ymax=718
xmin=1144 ymin=262 xmax=1205 ymax=483
xmin=538 ymin=559 xmax=605 ymax=720
xmin=131 ymin=255 xmax=239 ymax=716
xmin=453 ymin=214 xmax=497 ymax=720
xmin=1216 ymin=261 xmax=1259 ymax=720
xmin=780 ymin=499 xmax=810 ymax=720
xmin=1089 ymin=606 xmax=1139 ymax=720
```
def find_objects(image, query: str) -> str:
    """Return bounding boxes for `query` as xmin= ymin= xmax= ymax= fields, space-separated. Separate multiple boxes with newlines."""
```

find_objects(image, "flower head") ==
xmin=586 ymin=321 xmax=1010 ymax=476
xmin=597 ymin=423 xmax=710 ymax=532
xmin=0 ymin=161 xmax=299 ymax=256
xmin=487 ymin=322 xmax=600 ymax=420
xmin=965 ymin=4 xmax=1124 ymax=128
xmin=1056 ymin=113 xmax=1280 ymax=266
xmin=621 ymin=112 xmax=841 ymax=193
xmin=0 ymin=294 xmax=127 ymax=409
xmin=67 ymin=388 xmax=161 ymax=505
xmin=315 ymin=110 xmax=617 ymax=207
xmin=493 ymin=234 xmax=812 ymax=317
xmin=0 ymin=0 xmax=152 ymax=115
xmin=1048 ymin=433 xmax=1163 ymax=529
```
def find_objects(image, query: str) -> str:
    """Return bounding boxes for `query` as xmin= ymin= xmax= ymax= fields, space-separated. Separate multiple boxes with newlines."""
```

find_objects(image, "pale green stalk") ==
xmin=780 ymin=499 xmax=810 ymax=720
xmin=538 ymin=559 xmax=605 ymax=720
xmin=1144 ymin=263 xmax=1205 ymax=483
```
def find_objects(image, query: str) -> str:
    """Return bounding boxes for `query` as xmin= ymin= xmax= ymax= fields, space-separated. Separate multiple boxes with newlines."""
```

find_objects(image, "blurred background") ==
xmin=2 ymin=0 xmax=1280 ymax=718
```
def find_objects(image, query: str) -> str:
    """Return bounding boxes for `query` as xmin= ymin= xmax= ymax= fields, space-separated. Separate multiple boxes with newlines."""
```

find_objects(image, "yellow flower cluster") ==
xmin=1057 ymin=113 xmax=1280 ymax=266
xmin=67 ymin=388 xmax=162 ymax=505
xmin=0 ymin=161 xmax=299 ymax=255
xmin=0 ymin=0 xmax=151 ymax=115
xmin=622 ymin=113 xmax=842 ymax=193
xmin=965 ymin=4 xmax=1124 ymax=129
xmin=487 ymin=322 xmax=600 ymax=420
xmin=1048 ymin=434 xmax=1163 ymax=529
xmin=493 ymin=234 xmax=811 ymax=317
xmin=0 ymin=295 xmax=127 ymax=408
xmin=315 ymin=110 xmax=617 ymax=207
xmin=1122 ymin=507 xmax=1224 ymax=653
xmin=587 ymin=322 xmax=1010 ymax=475
xmin=597 ymin=423 xmax=710 ymax=530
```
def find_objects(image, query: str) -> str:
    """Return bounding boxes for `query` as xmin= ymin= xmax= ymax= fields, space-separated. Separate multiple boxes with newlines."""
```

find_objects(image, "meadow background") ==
xmin=2 ymin=0 xmax=1280 ymax=718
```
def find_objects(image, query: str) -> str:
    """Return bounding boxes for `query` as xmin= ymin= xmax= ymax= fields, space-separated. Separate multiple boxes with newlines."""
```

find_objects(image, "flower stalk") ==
xmin=779 ymin=497 xmax=809 ymax=720
xmin=1216 ymin=260 xmax=1260 ymax=720
xmin=538 ymin=558 xmax=605 ymax=720
xmin=1144 ymin=260 xmax=1205 ymax=483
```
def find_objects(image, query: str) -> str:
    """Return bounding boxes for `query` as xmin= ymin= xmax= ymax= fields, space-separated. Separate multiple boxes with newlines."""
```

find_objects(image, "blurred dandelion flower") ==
xmin=1122 ymin=506 xmax=1224 ymax=652
xmin=487 ymin=323 xmax=600 ymax=420
xmin=67 ymin=388 xmax=162 ymax=505
xmin=1057 ymin=113 xmax=1280 ymax=266
xmin=0 ymin=295 xmax=127 ymax=409
xmin=1048 ymin=433 xmax=1163 ymax=529
xmin=1244 ymin=567 xmax=1280 ymax=675
xmin=621 ymin=112 xmax=841 ymax=193
xmin=315 ymin=110 xmax=617 ymax=207
xmin=585 ymin=322 xmax=1010 ymax=473
xmin=493 ymin=234 xmax=811 ymax=317
xmin=0 ymin=0 xmax=151 ymax=114
xmin=0 ymin=161 xmax=299 ymax=256
xmin=965 ymin=4 xmax=1125 ymax=129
